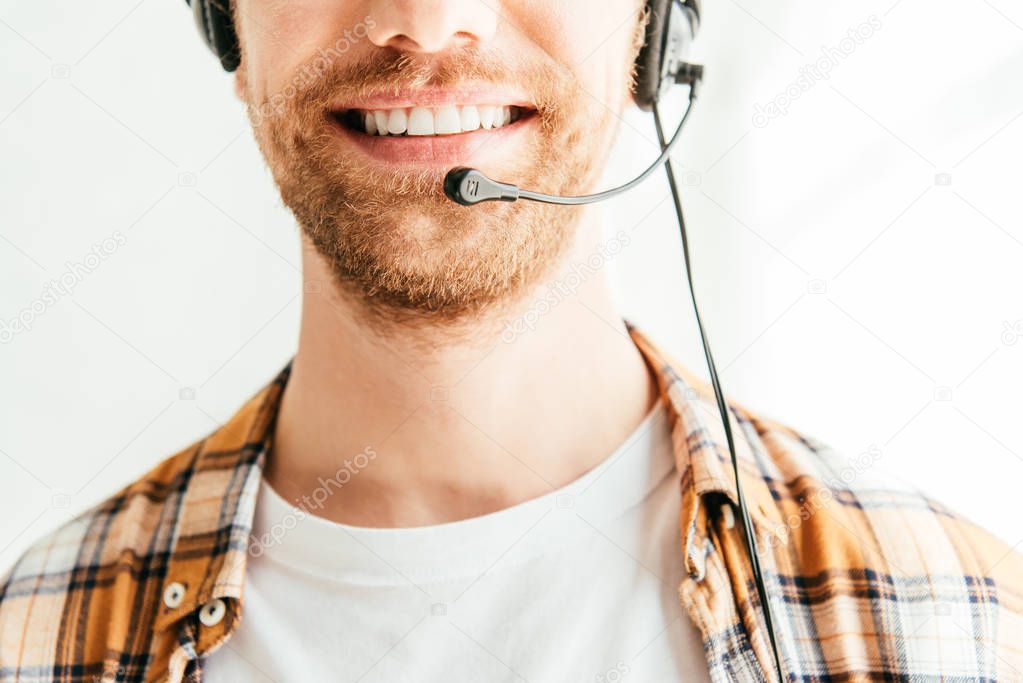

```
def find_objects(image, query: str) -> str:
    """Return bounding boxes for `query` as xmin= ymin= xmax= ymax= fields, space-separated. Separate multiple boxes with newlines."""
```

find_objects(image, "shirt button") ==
xmin=199 ymin=598 xmax=227 ymax=627
xmin=721 ymin=503 xmax=736 ymax=530
xmin=162 ymin=582 xmax=186 ymax=609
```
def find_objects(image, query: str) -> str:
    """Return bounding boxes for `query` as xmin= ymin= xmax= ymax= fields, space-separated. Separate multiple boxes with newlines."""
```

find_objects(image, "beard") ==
xmin=244 ymin=48 xmax=623 ymax=324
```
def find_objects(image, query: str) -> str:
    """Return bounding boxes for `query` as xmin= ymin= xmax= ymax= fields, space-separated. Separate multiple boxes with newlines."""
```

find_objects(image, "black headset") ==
xmin=182 ymin=1 xmax=788 ymax=680
xmin=186 ymin=0 xmax=700 ymax=109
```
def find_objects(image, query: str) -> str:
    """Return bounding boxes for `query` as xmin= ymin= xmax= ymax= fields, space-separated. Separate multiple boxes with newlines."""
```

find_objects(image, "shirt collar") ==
xmin=627 ymin=324 xmax=784 ymax=576
xmin=153 ymin=365 xmax=289 ymax=633
xmin=154 ymin=324 xmax=782 ymax=632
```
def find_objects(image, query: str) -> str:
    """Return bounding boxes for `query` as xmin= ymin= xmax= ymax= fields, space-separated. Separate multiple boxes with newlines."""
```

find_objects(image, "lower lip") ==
xmin=327 ymin=113 xmax=536 ymax=167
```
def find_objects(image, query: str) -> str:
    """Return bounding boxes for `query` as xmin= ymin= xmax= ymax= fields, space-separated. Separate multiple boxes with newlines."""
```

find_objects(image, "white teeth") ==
xmin=434 ymin=106 xmax=461 ymax=135
xmin=460 ymin=105 xmax=481 ymax=132
xmin=407 ymin=107 xmax=434 ymax=136
xmin=360 ymin=105 xmax=519 ymax=136
xmin=478 ymin=106 xmax=496 ymax=129
xmin=386 ymin=109 xmax=408 ymax=135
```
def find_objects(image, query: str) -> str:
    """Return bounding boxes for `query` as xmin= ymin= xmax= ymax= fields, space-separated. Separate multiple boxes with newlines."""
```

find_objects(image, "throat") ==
xmin=268 ymin=234 xmax=658 ymax=528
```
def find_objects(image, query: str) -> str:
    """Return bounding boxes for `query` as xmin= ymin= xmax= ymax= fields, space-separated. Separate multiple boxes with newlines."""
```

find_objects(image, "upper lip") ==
xmin=330 ymin=85 xmax=534 ymax=111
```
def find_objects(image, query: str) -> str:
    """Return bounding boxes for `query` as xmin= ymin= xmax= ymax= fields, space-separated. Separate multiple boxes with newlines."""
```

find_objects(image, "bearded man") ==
xmin=1 ymin=1 xmax=1021 ymax=682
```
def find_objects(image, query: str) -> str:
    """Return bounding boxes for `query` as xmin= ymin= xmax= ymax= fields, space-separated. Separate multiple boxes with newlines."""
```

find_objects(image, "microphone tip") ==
xmin=442 ymin=167 xmax=519 ymax=205
xmin=443 ymin=167 xmax=480 ymax=206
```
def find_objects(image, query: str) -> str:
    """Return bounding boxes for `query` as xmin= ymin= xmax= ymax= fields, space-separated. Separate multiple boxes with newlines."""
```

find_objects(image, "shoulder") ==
xmin=0 ymin=441 xmax=201 ymax=676
xmin=0 ymin=370 xmax=284 ymax=679
xmin=741 ymin=406 xmax=1023 ymax=675
xmin=630 ymin=323 xmax=1023 ymax=657
xmin=754 ymin=409 xmax=1021 ymax=576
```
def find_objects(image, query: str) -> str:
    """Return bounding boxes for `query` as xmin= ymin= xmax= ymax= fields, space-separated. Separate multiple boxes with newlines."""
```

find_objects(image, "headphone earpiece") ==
xmin=633 ymin=0 xmax=700 ymax=110
xmin=188 ymin=0 xmax=240 ymax=71
xmin=184 ymin=0 xmax=699 ymax=108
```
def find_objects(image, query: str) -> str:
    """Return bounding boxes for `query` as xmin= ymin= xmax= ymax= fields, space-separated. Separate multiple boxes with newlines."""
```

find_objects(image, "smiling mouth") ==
xmin=333 ymin=104 xmax=534 ymax=137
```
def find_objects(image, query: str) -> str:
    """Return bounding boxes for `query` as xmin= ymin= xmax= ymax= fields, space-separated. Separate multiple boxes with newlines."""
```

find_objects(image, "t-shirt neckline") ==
xmin=250 ymin=400 xmax=675 ymax=584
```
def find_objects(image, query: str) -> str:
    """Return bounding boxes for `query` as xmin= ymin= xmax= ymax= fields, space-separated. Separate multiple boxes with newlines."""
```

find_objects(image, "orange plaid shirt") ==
xmin=2 ymin=327 xmax=1021 ymax=682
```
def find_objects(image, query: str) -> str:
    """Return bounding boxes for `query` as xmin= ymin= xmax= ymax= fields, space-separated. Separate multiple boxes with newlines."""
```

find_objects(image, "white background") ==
xmin=1 ymin=0 xmax=1022 ymax=574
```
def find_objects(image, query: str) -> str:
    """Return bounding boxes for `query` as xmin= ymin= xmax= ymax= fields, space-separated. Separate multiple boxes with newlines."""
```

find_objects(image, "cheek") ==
xmin=525 ymin=1 xmax=641 ymax=109
xmin=239 ymin=2 xmax=363 ymax=99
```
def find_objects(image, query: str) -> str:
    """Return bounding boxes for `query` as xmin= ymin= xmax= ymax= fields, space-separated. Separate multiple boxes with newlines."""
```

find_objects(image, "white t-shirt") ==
xmin=205 ymin=403 xmax=711 ymax=683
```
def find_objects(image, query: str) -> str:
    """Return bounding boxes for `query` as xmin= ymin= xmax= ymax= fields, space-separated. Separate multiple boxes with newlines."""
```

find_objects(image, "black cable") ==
xmin=445 ymin=96 xmax=700 ymax=207
xmin=653 ymin=96 xmax=786 ymax=683
xmin=514 ymin=99 xmax=698 ymax=205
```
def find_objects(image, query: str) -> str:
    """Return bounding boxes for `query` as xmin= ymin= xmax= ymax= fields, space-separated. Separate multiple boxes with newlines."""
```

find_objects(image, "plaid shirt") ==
xmin=2 ymin=326 xmax=1021 ymax=682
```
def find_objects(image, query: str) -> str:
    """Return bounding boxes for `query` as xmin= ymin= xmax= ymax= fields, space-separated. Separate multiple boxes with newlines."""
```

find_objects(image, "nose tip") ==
xmin=367 ymin=0 xmax=497 ymax=54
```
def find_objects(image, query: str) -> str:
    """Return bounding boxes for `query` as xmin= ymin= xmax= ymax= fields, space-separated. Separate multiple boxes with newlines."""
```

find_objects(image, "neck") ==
xmin=269 ymin=209 xmax=658 ymax=527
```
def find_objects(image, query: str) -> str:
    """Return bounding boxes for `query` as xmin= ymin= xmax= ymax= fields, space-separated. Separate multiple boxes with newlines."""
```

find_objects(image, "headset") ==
xmin=184 ymin=1 xmax=785 ymax=679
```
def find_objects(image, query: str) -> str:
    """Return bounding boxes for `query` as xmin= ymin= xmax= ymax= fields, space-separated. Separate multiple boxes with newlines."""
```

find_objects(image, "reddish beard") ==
xmin=244 ymin=48 xmax=620 ymax=325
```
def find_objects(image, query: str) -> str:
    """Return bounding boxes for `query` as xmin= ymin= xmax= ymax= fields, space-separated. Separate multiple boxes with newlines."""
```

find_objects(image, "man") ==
xmin=2 ymin=0 xmax=1021 ymax=681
